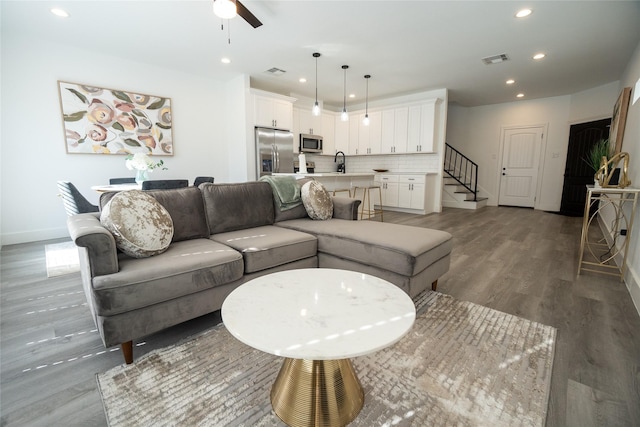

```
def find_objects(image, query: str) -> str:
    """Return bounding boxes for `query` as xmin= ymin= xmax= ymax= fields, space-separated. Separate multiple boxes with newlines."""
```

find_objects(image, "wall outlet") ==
xmin=621 ymin=229 xmax=627 ymax=236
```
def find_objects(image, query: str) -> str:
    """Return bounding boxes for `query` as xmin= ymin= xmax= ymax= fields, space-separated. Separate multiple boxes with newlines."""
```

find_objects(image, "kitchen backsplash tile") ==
xmin=308 ymin=153 xmax=441 ymax=174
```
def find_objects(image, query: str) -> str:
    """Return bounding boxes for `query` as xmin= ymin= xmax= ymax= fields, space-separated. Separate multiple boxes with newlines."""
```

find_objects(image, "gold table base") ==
xmin=270 ymin=358 xmax=364 ymax=427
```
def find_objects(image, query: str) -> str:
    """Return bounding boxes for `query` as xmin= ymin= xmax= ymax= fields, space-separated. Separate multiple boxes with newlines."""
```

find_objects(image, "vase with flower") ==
xmin=125 ymin=153 xmax=167 ymax=184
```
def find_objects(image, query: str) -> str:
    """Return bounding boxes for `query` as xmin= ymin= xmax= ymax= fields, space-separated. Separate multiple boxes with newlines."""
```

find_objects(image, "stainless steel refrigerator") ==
xmin=256 ymin=127 xmax=294 ymax=178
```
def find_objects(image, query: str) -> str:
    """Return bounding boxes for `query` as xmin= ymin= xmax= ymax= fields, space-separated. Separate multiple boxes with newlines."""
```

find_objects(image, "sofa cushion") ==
xmin=276 ymin=219 xmax=453 ymax=277
xmin=91 ymin=238 xmax=244 ymax=316
xmin=100 ymin=187 xmax=210 ymax=243
xmin=100 ymin=190 xmax=174 ymax=258
xmin=301 ymin=181 xmax=333 ymax=220
xmin=211 ymin=225 xmax=317 ymax=273
xmin=200 ymin=182 xmax=275 ymax=234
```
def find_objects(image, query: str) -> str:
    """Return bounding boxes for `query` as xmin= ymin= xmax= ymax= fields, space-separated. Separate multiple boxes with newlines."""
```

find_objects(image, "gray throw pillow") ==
xmin=301 ymin=181 xmax=333 ymax=220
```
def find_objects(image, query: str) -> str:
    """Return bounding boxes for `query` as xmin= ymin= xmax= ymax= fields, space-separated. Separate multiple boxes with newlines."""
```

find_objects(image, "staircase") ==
xmin=443 ymin=143 xmax=488 ymax=210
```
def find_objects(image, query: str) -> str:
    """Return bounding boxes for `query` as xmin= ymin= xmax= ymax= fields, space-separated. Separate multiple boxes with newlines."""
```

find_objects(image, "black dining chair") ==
xmin=141 ymin=179 xmax=189 ymax=190
xmin=57 ymin=181 xmax=99 ymax=216
xmin=193 ymin=176 xmax=215 ymax=187
xmin=109 ymin=177 xmax=136 ymax=185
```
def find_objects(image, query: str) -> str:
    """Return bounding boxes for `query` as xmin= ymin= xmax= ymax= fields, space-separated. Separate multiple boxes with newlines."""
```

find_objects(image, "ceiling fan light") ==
xmin=312 ymin=101 xmax=320 ymax=116
xmin=213 ymin=0 xmax=237 ymax=20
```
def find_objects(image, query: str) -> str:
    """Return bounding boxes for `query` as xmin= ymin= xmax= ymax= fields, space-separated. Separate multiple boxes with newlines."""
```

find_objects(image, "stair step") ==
xmin=464 ymin=197 xmax=488 ymax=202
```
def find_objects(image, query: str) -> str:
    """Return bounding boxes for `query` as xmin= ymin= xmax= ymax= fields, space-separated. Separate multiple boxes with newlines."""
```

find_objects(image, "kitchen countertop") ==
xmin=274 ymin=172 xmax=375 ymax=177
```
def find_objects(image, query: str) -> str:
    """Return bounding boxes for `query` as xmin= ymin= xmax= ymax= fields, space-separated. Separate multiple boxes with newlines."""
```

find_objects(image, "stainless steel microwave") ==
xmin=299 ymin=134 xmax=323 ymax=153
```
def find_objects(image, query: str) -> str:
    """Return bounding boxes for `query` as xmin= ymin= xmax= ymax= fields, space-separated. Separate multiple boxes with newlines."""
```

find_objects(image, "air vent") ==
xmin=482 ymin=54 xmax=509 ymax=65
xmin=265 ymin=67 xmax=286 ymax=76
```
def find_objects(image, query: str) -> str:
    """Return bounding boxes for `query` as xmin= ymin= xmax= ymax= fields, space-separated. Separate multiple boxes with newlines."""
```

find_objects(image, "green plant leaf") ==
xmin=155 ymin=122 xmax=171 ymax=130
xmin=123 ymin=138 xmax=142 ymax=147
xmin=147 ymin=98 xmax=165 ymax=110
xmin=112 ymin=122 xmax=124 ymax=132
xmin=159 ymin=132 xmax=164 ymax=142
xmin=112 ymin=91 xmax=133 ymax=103
xmin=66 ymin=88 xmax=88 ymax=104
xmin=63 ymin=111 xmax=86 ymax=122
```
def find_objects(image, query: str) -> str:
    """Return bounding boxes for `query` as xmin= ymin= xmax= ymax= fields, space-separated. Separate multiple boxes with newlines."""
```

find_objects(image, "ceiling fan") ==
xmin=213 ymin=0 xmax=263 ymax=28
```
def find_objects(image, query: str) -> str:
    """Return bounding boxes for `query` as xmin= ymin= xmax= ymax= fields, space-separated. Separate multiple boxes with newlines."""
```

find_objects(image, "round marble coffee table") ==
xmin=221 ymin=268 xmax=416 ymax=427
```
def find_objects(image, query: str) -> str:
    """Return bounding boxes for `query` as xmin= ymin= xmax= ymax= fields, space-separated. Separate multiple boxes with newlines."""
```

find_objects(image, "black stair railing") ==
xmin=444 ymin=143 xmax=478 ymax=201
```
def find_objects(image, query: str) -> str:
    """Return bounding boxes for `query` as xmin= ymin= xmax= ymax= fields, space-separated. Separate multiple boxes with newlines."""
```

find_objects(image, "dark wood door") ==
xmin=559 ymin=118 xmax=610 ymax=216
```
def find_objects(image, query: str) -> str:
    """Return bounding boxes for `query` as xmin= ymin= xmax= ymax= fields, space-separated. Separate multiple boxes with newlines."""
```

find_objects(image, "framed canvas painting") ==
xmin=610 ymin=87 xmax=631 ymax=155
xmin=58 ymin=81 xmax=173 ymax=155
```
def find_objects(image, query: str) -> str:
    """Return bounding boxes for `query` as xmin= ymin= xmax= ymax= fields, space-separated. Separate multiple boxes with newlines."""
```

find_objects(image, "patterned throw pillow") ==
xmin=100 ymin=190 xmax=174 ymax=258
xmin=301 ymin=180 xmax=333 ymax=220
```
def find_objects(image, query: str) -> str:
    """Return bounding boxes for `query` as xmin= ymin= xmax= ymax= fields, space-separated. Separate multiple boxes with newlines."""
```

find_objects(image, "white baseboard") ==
xmin=1 ymin=227 xmax=69 ymax=247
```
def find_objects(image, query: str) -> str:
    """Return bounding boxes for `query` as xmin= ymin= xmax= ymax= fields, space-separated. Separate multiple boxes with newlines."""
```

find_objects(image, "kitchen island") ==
xmin=273 ymin=172 xmax=375 ymax=193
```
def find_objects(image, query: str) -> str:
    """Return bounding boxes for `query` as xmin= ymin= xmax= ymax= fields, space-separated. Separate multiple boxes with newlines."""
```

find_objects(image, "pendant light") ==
xmin=341 ymin=65 xmax=349 ymax=122
xmin=312 ymin=53 xmax=321 ymax=116
xmin=363 ymin=74 xmax=371 ymax=126
xmin=213 ymin=0 xmax=237 ymax=19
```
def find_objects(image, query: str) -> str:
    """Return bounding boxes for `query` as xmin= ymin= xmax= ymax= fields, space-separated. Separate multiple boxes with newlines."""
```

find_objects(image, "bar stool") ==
xmin=332 ymin=188 xmax=352 ymax=197
xmin=352 ymin=185 xmax=384 ymax=221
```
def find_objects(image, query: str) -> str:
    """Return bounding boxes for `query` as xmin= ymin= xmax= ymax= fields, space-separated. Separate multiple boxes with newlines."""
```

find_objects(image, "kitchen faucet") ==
xmin=334 ymin=151 xmax=346 ymax=173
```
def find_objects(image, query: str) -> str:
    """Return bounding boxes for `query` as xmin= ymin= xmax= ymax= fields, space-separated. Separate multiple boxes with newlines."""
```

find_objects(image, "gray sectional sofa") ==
xmin=66 ymin=180 xmax=453 ymax=364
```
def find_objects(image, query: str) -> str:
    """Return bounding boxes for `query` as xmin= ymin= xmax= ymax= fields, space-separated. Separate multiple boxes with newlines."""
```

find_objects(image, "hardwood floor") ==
xmin=1 ymin=206 xmax=639 ymax=426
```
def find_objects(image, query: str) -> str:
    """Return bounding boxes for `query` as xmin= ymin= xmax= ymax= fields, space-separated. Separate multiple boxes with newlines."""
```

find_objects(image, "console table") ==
xmin=578 ymin=186 xmax=639 ymax=281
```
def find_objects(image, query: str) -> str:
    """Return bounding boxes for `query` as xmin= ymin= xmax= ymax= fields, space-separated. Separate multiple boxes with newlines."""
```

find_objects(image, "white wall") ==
xmin=600 ymin=41 xmax=640 ymax=313
xmin=447 ymin=82 xmax=620 ymax=211
xmin=0 ymin=33 xmax=234 ymax=246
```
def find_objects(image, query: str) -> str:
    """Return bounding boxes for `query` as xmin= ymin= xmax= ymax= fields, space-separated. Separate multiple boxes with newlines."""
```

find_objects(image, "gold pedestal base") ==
xmin=270 ymin=358 xmax=364 ymax=427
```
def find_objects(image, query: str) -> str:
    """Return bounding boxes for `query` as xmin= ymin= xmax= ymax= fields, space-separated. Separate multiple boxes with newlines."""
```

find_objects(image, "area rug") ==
xmin=45 ymin=241 xmax=80 ymax=277
xmin=97 ymin=292 xmax=556 ymax=426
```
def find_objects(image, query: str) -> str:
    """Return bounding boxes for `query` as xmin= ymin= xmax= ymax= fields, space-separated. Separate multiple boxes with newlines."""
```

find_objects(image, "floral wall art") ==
xmin=58 ymin=81 xmax=173 ymax=155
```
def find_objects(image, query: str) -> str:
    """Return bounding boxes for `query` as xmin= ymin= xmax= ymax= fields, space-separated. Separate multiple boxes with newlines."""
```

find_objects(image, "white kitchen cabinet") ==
xmin=348 ymin=117 xmax=359 ymax=155
xmin=297 ymin=109 xmax=323 ymax=136
xmin=254 ymin=94 xmax=293 ymax=130
xmin=322 ymin=113 xmax=336 ymax=155
xmin=398 ymin=175 xmax=426 ymax=209
xmin=380 ymin=107 xmax=408 ymax=154
xmin=358 ymin=111 xmax=381 ymax=155
xmin=406 ymin=101 xmax=437 ymax=153
xmin=375 ymin=174 xmax=399 ymax=207
xmin=334 ymin=116 xmax=349 ymax=154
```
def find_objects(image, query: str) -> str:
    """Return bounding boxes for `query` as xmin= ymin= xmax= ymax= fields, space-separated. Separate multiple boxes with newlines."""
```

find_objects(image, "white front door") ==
xmin=498 ymin=126 xmax=544 ymax=207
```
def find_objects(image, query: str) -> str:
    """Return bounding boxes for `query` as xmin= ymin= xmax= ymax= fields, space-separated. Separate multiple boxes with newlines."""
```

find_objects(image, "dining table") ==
xmin=91 ymin=183 xmax=142 ymax=193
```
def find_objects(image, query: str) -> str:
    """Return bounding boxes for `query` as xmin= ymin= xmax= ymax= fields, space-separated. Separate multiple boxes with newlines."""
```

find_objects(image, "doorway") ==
xmin=498 ymin=125 xmax=546 ymax=208
xmin=559 ymin=118 xmax=611 ymax=216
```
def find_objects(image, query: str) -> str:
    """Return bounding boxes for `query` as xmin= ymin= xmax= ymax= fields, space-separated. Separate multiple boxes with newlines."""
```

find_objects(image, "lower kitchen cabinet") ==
xmin=375 ymin=174 xmax=399 ymax=207
xmin=376 ymin=174 xmax=427 ymax=211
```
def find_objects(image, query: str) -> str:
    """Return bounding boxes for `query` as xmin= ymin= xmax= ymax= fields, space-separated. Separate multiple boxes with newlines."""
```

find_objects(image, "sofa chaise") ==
xmin=66 ymin=180 xmax=453 ymax=364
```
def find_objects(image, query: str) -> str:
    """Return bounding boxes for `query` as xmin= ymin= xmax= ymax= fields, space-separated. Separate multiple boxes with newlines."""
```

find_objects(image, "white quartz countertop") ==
xmin=221 ymin=269 xmax=416 ymax=360
xmin=273 ymin=172 xmax=375 ymax=177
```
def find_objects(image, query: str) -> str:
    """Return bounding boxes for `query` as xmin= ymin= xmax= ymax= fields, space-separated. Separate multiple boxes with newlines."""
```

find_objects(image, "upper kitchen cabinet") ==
xmin=297 ymin=109 xmax=323 ymax=136
xmin=380 ymin=107 xmax=408 ymax=154
xmin=321 ymin=113 xmax=336 ymax=155
xmin=406 ymin=100 xmax=438 ymax=153
xmin=334 ymin=116 xmax=349 ymax=154
xmin=358 ymin=111 xmax=382 ymax=155
xmin=253 ymin=91 xmax=295 ymax=130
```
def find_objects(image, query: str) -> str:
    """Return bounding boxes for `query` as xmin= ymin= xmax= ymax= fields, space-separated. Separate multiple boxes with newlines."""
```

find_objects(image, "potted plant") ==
xmin=584 ymin=138 xmax=612 ymax=186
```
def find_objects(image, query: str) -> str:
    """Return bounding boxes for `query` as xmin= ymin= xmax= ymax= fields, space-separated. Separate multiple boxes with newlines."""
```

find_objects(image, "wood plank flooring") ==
xmin=2 ymin=206 xmax=639 ymax=426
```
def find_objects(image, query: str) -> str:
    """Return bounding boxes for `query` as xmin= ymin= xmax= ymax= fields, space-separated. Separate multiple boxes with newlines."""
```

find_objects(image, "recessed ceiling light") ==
xmin=221 ymin=57 xmax=231 ymax=64
xmin=51 ymin=8 xmax=69 ymax=17
xmin=533 ymin=53 xmax=546 ymax=60
xmin=299 ymin=78 xmax=307 ymax=83
xmin=515 ymin=9 xmax=532 ymax=18
xmin=349 ymin=94 xmax=355 ymax=98
xmin=516 ymin=93 xmax=525 ymax=98
xmin=506 ymin=79 xmax=515 ymax=85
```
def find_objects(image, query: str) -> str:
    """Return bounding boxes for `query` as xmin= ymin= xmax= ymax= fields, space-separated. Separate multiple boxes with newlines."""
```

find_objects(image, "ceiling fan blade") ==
xmin=236 ymin=0 xmax=263 ymax=28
